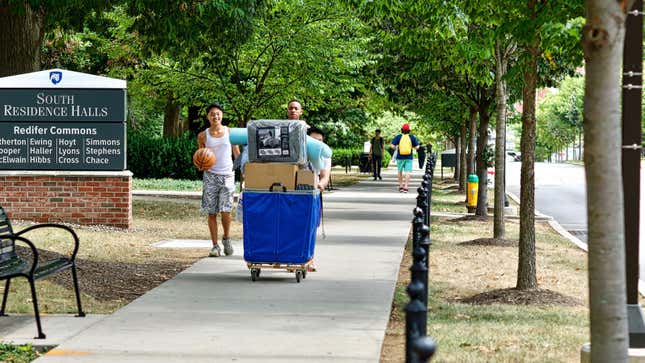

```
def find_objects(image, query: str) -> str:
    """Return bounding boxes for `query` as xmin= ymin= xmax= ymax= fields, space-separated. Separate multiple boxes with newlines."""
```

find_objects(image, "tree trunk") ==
xmin=582 ymin=0 xmax=631 ymax=359
xmin=467 ymin=106 xmax=477 ymax=175
xmin=578 ymin=130 xmax=583 ymax=161
xmin=475 ymin=105 xmax=490 ymax=216
xmin=454 ymin=135 xmax=461 ymax=181
xmin=494 ymin=40 xmax=508 ymax=239
xmin=187 ymin=105 xmax=204 ymax=136
xmin=517 ymin=2 xmax=539 ymax=290
xmin=0 ymin=4 xmax=45 ymax=77
xmin=459 ymin=120 xmax=468 ymax=192
xmin=163 ymin=95 xmax=182 ymax=138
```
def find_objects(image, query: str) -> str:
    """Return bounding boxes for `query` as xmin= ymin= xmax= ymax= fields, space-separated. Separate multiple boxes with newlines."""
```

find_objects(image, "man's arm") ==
xmin=318 ymin=168 xmax=330 ymax=192
xmin=390 ymin=134 xmax=400 ymax=149
xmin=197 ymin=131 xmax=206 ymax=148
xmin=317 ymin=157 xmax=332 ymax=192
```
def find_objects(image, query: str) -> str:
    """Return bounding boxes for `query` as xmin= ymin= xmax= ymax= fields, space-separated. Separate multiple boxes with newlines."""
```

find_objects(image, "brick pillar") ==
xmin=0 ymin=171 xmax=132 ymax=229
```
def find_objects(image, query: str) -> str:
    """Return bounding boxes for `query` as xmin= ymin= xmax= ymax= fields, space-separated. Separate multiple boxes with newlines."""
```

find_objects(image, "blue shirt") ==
xmin=391 ymin=134 xmax=419 ymax=160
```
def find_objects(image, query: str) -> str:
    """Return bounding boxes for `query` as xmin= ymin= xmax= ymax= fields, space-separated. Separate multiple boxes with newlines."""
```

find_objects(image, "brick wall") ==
xmin=0 ymin=171 xmax=132 ymax=229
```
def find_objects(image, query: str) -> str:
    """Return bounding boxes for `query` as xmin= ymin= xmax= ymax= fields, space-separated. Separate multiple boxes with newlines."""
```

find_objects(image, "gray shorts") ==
xmin=201 ymin=172 xmax=235 ymax=214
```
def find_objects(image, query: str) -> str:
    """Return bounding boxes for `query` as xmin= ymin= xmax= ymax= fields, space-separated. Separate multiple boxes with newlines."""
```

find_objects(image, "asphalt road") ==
xmin=505 ymin=160 xmax=645 ymax=281
xmin=505 ymin=161 xmax=587 ymax=235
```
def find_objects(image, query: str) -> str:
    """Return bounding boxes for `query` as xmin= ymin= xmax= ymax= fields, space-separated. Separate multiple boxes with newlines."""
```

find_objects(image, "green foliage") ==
xmin=331 ymin=148 xmax=362 ymax=167
xmin=535 ymin=75 xmax=584 ymax=159
xmin=185 ymin=1 xmax=375 ymax=125
xmin=0 ymin=343 xmax=39 ymax=362
xmin=126 ymin=0 xmax=262 ymax=57
xmin=481 ymin=144 xmax=495 ymax=168
xmin=127 ymin=133 xmax=200 ymax=180
xmin=6 ymin=0 xmax=114 ymax=29
xmin=309 ymin=107 xmax=368 ymax=149
xmin=381 ymin=150 xmax=391 ymax=167
xmin=330 ymin=147 xmax=390 ymax=168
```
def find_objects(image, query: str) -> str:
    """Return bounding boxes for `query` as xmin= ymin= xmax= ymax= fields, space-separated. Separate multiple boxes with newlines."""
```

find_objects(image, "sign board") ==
xmin=441 ymin=150 xmax=456 ymax=168
xmin=0 ymin=69 xmax=127 ymax=170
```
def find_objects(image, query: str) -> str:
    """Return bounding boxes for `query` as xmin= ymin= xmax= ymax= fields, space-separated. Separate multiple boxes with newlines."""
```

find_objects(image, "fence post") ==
xmin=420 ymin=178 xmax=430 ymax=227
xmin=412 ymin=207 xmax=428 ymax=303
xmin=406 ymin=215 xmax=428 ymax=363
xmin=405 ymin=154 xmax=437 ymax=363
xmin=414 ymin=208 xmax=431 ymax=272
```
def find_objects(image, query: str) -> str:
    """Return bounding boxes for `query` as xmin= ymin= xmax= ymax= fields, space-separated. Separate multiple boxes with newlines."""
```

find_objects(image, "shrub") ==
xmin=382 ymin=151 xmax=391 ymax=167
xmin=331 ymin=148 xmax=361 ymax=167
xmin=330 ymin=148 xmax=390 ymax=168
xmin=128 ymin=133 xmax=201 ymax=180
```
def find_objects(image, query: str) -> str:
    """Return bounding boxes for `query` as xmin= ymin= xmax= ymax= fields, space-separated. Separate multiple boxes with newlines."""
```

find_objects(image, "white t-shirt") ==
xmin=205 ymin=127 xmax=233 ymax=175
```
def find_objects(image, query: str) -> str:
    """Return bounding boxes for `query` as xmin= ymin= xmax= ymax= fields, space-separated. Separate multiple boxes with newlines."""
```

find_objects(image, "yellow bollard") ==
xmin=466 ymin=174 xmax=479 ymax=213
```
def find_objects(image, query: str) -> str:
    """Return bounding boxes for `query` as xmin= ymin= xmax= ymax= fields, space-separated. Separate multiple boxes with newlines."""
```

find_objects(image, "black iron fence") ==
xmin=405 ymin=153 xmax=437 ymax=363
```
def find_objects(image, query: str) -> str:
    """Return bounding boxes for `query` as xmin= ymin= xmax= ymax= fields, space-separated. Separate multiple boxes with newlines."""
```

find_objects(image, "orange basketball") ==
xmin=193 ymin=148 xmax=216 ymax=171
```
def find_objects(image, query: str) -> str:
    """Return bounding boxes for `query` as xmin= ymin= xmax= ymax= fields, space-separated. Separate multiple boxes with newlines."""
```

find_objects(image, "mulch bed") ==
xmin=17 ymin=246 xmax=196 ymax=301
xmin=458 ymin=238 xmax=519 ymax=247
xmin=457 ymin=287 xmax=581 ymax=307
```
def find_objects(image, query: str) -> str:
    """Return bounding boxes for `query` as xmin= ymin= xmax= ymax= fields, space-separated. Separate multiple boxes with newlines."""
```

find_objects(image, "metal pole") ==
xmin=622 ymin=0 xmax=645 ymax=348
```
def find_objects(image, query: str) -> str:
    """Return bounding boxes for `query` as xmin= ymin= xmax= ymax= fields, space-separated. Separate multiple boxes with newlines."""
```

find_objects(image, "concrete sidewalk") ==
xmin=25 ymin=166 xmax=426 ymax=362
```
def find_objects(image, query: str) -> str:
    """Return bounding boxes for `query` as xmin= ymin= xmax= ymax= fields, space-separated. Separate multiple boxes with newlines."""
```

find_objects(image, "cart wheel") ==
xmin=301 ymin=269 xmax=307 ymax=279
xmin=295 ymin=270 xmax=302 ymax=283
xmin=251 ymin=269 xmax=259 ymax=282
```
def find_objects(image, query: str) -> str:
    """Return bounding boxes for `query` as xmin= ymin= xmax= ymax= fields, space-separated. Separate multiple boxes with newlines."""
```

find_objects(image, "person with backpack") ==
xmin=390 ymin=123 xmax=419 ymax=193
xmin=369 ymin=129 xmax=384 ymax=180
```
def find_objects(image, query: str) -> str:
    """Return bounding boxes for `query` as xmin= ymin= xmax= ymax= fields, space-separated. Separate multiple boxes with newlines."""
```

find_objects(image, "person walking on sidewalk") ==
xmin=198 ymin=102 xmax=240 ymax=257
xmin=369 ymin=129 xmax=384 ymax=180
xmin=390 ymin=123 xmax=419 ymax=193
xmin=307 ymin=126 xmax=332 ymax=191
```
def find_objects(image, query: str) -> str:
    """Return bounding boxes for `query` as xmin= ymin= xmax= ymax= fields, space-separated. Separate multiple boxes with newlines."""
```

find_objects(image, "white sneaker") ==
xmin=209 ymin=244 xmax=222 ymax=257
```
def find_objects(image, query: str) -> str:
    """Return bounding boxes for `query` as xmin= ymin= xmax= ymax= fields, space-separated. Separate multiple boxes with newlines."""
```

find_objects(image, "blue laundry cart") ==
xmin=243 ymin=185 xmax=320 ymax=282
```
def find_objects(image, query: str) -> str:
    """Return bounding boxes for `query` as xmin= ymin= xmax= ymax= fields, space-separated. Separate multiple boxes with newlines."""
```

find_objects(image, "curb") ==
xmin=507 ymin=191 xmax=645 ymax=296
xmin=133 ymin=190 xmax=201 ymax=199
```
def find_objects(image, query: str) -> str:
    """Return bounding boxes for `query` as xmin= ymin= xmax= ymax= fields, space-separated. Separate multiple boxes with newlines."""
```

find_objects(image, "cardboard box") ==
xmin=244 ymin=162 xmax=298 ymax=191
xmin=296 ymin=169 xmax=316 ymax=188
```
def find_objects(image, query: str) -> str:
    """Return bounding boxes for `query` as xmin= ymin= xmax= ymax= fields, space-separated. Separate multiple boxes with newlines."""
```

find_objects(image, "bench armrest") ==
xmin=9 ymin=235 xmax=40 ymax=277
xmin=14 ymin=224 xmax=81 ymax=261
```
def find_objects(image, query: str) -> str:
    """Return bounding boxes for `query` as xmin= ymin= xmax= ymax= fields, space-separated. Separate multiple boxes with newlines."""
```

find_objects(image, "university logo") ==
xmin=49 ymin=71 xmax=62 ymax=85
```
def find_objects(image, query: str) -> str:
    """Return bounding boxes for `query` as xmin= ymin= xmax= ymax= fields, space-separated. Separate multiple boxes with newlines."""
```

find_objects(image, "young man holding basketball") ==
xmin=198 ymin=103 xmax=240 ymax=257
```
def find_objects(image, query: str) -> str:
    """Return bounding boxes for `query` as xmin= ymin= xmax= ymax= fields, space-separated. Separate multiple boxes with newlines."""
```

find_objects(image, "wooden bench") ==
xmin=0 ymin=206 xmax=85 ymax=339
